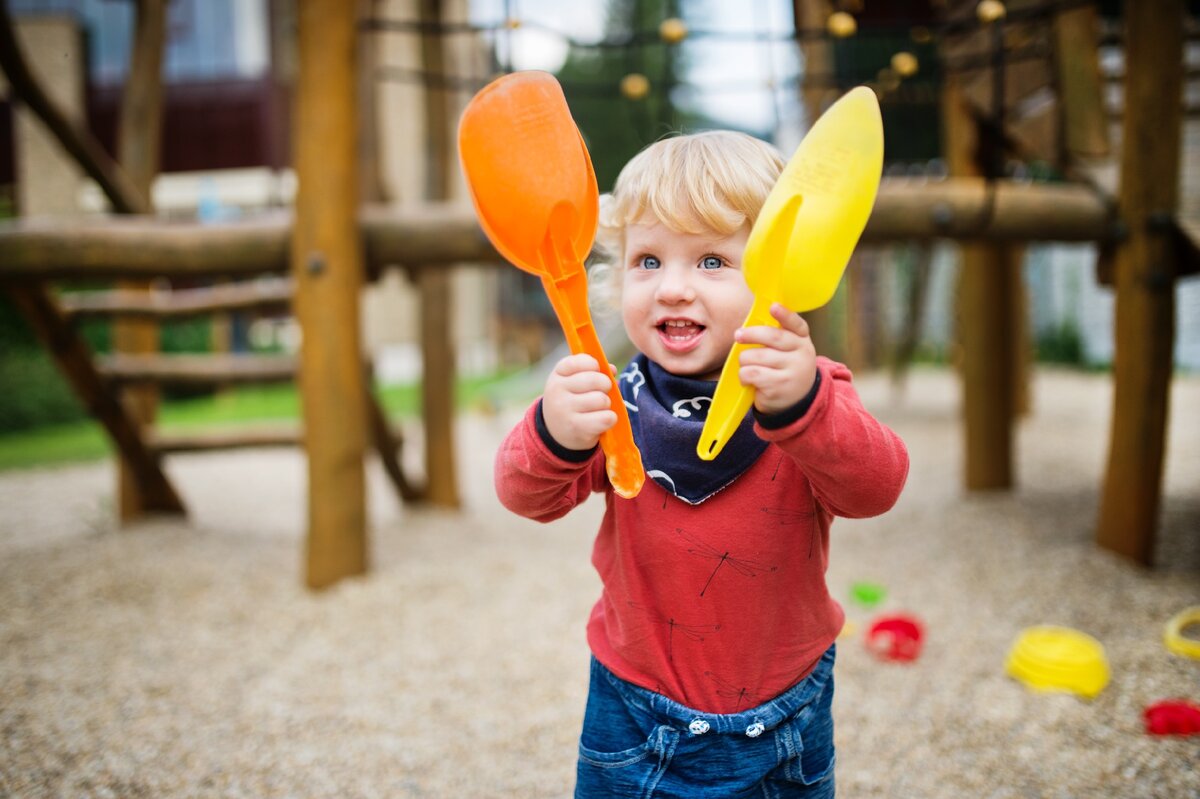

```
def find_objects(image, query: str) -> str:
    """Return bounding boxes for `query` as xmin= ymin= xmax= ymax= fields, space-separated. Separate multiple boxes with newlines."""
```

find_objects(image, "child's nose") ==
xmin=654 ymin=265 xmax=696 ymax=303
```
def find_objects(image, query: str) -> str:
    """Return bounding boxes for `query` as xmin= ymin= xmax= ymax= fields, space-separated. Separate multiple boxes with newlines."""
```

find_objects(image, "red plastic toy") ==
xmin=865 ymin=614 xmax=924 ymax=662
xmin=1143 ymin=700 xmax=1200 ymax=736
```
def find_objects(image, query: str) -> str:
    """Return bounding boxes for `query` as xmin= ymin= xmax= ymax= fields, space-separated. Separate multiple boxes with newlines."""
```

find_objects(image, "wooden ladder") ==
xmin=8 ymin=277 xmax=426 ymax=519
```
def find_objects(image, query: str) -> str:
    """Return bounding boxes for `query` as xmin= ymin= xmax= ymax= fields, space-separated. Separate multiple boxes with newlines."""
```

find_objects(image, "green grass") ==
xmin=0 ymin=370 xmax=524 ymax=472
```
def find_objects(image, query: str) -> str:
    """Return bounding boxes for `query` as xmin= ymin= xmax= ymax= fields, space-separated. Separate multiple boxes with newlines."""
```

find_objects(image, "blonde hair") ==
xmin=590 ymin=131 xmax=785 ymax=313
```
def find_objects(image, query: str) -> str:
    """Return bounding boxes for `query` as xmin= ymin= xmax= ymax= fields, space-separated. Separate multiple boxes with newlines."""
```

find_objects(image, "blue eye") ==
xmin=639 ymin=255 xmax=661 ymax=270
xmin=700 ymin=256 xmax=724 ymax=270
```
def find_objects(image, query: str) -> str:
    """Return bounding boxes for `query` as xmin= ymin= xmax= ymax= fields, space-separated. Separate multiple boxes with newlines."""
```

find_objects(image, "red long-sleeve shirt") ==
xmin=494 ymin=357 xmax=908 ymax=714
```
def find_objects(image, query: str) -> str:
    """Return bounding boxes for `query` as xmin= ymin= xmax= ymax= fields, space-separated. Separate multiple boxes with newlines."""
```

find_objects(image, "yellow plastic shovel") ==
xmin=697 ymin=86 xmax=884 ymax=461
xmin=458 ymin=71 xmax=644 ymax=498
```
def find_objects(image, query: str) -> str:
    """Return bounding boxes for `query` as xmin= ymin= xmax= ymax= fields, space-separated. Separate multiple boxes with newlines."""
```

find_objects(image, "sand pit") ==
xmin=1 ymin=367 xmax=1197 ymax=798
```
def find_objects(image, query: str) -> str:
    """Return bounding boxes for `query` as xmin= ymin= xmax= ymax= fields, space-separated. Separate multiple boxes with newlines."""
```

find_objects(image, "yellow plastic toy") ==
xmin=697 ymin=86 xmax=883 ymax=461
xmin=1164 ymin=606 xmax=1200 ymax=660
xmin=1004 ymin=626 xmax=1110 ymax=700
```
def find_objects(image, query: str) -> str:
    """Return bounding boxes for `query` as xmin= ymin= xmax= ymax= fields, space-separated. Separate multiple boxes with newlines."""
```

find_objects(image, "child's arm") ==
xmin=494 ymin=355 xmax=615 ymax=522
xmin=738 ymin=303 xmax=908 ymax=518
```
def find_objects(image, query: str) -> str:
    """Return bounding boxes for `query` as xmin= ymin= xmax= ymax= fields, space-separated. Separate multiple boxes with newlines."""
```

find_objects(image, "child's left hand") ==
xmin=734 ymin=302 xmax=818 ymax=416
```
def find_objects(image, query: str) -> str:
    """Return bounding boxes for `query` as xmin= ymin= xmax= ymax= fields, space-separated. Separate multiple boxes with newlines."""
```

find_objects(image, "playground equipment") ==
xmin=0 ymin=1 xmax=1195 ymax=586
xmin=458 ymin=71 xmax=644 ymax=498
xmin=1004 ymin=626 xmax=1110 ymax=699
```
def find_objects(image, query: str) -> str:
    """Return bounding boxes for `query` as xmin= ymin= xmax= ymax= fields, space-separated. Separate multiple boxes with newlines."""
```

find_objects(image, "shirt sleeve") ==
xmin=494 ymin=400 xmax=609 ymax=522
xmin=753 ymin=357 xmax=909 ymax=519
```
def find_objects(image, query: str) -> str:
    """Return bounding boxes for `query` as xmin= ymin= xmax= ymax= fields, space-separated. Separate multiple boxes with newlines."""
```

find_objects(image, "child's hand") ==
xmin=542 ymin=354 xmax=618 ymax=451
xmin=735 ymin=302 xmax=818 ymax=416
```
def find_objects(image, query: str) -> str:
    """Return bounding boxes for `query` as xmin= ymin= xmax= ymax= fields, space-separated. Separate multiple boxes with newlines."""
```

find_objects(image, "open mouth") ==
xmin=656 ymin=319 xmax=705 ymax=351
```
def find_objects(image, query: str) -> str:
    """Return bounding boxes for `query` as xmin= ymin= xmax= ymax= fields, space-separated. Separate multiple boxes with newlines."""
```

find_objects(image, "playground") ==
xmin=2 ymin=0 xmax=1199 ymax=796
xmin=1 ymin=368 xmax=1197 ymax=798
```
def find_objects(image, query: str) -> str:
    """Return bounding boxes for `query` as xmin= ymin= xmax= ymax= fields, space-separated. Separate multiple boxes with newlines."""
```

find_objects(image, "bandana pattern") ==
xmin=618 ymin=354 xmax=768 ymax=504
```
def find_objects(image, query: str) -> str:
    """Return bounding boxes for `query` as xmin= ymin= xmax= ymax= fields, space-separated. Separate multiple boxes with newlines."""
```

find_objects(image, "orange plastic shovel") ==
xmin=697 ymin=86 xmax=884 ymax=461
xmin=458 ymin=71 xmax=644 ymax=498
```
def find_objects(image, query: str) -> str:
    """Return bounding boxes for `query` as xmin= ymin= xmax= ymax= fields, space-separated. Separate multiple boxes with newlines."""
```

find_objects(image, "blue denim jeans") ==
xmin=575 ymin=645 xmax=836 ymax=799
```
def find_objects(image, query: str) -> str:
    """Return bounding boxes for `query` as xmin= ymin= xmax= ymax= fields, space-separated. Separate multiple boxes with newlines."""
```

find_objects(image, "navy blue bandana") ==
xmin=617 ymin=353 xmax=768 ymax=505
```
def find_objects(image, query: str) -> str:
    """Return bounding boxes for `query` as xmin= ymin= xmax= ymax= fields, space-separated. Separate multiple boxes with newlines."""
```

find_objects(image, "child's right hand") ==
xmin=542 ymin=354 xmax=618 ymax=451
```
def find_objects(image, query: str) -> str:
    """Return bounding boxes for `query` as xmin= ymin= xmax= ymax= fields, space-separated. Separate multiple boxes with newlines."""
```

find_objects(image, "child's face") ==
xmin=621 ymin=218 xmax=754 ymax=380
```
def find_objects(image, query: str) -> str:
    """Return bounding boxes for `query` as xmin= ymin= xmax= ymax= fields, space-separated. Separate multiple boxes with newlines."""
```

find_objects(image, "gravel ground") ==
xmin=1 ymin=366 xmax=1197 ymax=799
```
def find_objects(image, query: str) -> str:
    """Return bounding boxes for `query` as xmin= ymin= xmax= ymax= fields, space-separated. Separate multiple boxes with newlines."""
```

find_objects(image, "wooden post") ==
xmin=1052 ymin=5 xmax=1110 ymax=160
xmin=1097 ymin=3 xmax=1184 ymax=565
xmin=942 ymin=76 xmax=1015 ymax=490
xmin=114 ymin=0 xmax=167 ymax=521
xmin=292 ymin=0 xmax=369 ymax=588
xmin=417 ymin=0 xmax=460 ymax=508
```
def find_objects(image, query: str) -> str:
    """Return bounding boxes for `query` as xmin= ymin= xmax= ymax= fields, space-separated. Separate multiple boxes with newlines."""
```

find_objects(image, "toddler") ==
xmin=494 ymin=130 xmax=909 ymax=798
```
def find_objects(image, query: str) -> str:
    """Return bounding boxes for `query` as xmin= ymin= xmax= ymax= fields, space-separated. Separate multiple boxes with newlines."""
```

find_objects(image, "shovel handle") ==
xmin=696 ymin=297 xmax=778 ymax=461
xmin=540 ymin=273 xmax=645 ymax=499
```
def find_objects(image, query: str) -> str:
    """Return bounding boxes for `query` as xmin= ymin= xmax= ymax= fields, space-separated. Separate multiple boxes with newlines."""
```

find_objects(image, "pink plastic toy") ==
xmin=866 ymin=614 xmax=924 ymax=662
xmin=1143 ymin=700 xmax=1200 ymax=736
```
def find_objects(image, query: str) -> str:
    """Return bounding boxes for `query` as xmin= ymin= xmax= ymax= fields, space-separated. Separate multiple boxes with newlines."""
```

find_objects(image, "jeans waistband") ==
xmin=598 ymin=644 xmax=836 ymax=736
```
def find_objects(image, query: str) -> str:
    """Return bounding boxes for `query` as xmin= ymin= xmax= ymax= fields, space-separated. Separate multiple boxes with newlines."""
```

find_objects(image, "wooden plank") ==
xmin=59 ymin=279 xmax=294 ymax=319
xmin=150 ymin=425 xmax=301 ymax=453
xmin=97 ymin=353 xmax=296 ymax=385
xmin=6 ymin=285 xmax=185 ymax=514
xmin=292 ymin=0 xmax=369 ymax=589
xmin=1098 ymin=3 xmax=1185 ymax=566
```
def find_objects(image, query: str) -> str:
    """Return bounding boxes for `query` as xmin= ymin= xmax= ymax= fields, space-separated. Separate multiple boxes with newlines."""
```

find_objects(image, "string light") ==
xmin=827 ymin=11 xmax=857 ymax=38
xmin=659 ymin=17 xmax=688 ymax=44
xmin=620 ymin=73 xmax=651 ymax=100
xmin=977 ymin=1 xmax=1007 ymax=23
xmin=891 ymin=51 xmax=919 ymax=78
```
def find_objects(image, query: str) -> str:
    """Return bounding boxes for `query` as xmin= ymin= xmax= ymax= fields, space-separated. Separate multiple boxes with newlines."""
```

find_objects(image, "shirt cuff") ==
xmin=535 ymin=399 xmax=599 ymax=463
xmin=753 ymin=369 xmax=823 ymax=431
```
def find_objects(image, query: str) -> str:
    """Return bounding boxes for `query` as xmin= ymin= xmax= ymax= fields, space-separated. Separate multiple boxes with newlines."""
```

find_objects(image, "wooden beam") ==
xmin=1097 ymin=3 xmax=1185 ymax=566
xmin=0 ymin=214 xmax=294 ymax=278
xmin=1053 ymin=4 xmax=1110 ymax=159
xmin=113 ymin=0 xmax=169 ymax=522
xmin=5 ymin=286 xmax=185 ymax=514
xmin=862 ymin=179 xmax=1113 ymax=242
xmin=366 ymin=390 xmax=426 ymax=503
xmin=59 ymin=279 xmax=293 ymax=319
xmin=150 ymin=425 xmax=301 ymax=453
xmin=292 ymin=0 xmax=368 ymax=589
xmin=942 ymin=69 xmax=1016 ymax=491
xmin=0 ymin=0 xmax=147 ymax=214
xmin=416 ymin=0 xmax=460 ymax=509
xmin=97 ymin=353 xmax=297 ymax=385
xmin=0 ymin=182 xmax=1116 ymax=281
